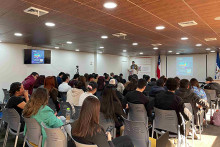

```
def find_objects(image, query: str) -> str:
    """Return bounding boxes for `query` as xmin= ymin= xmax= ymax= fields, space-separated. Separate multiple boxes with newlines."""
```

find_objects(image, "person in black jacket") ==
xmin=149 ymin=79 xmax=165 ymax=97
xmin=204 ymin=77 xmax=220 ymax=96
xmin=71 ymin=96 xmax=133 ymax=147
xmin=144 ymin=78 xmax=156 ymax=96
xmin=154 ymin=78 xmax=192 ymax=134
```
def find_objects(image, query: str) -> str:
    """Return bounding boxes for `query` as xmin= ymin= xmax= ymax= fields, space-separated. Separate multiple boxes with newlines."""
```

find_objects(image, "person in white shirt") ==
xmin=58 ymin=73 xmax=71 ymax=92
xmin=78 ymin=81 xmax=98 ymax=106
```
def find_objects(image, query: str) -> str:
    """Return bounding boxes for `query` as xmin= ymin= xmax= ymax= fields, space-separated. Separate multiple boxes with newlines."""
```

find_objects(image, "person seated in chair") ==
xmin=58 ymin=73 xmax=71 ymax=93
xmin=204 ymin=77 xmax=220 ymax=96
xmin=149 ymin=79 xmax=165 ymax=97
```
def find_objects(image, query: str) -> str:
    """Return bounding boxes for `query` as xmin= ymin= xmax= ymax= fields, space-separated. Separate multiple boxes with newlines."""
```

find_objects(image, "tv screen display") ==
xmin=24 ymin=49 xmax=51 ymax=64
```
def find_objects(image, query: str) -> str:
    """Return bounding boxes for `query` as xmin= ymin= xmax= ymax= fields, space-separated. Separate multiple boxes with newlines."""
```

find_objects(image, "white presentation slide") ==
xmin=176 ymin=57 xmax=193 ymax=76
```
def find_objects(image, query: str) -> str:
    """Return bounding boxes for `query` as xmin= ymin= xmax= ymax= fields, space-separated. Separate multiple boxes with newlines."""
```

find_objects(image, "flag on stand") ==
xmin=215 ymin=52 xmax=220 ymax=79
xmin=157 ymin=55 xmax=161 ymax=79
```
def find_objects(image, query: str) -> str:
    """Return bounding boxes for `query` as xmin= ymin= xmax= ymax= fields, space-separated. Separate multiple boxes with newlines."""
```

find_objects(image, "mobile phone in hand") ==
xmin=106 ymin=126 xmax=114 ymax=132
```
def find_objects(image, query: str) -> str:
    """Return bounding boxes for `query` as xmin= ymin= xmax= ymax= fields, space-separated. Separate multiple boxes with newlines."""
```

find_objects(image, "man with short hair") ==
xmin=58 ymin=74 xmax=71 ymax=93
xmin=204 ymin=77 xmax=220 ymax=95
xmin=125 ymin=79 xmax=152 ymax=117
xmin=22 ymin=72 xmax=39 ymax=95
xmin=144 ymin=78 xmax=157 ymax=96
xmin=149 ymin=79 xmax=165 ymax=97
xmin=69 ymin=74 xmax=80 ymax=88
xmin=57 ymin=72 xmax=65 ymax=86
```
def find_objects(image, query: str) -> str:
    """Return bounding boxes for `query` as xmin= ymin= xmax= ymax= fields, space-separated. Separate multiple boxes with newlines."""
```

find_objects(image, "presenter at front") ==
xmin=130 ymin=61 xmax=138 ymax=75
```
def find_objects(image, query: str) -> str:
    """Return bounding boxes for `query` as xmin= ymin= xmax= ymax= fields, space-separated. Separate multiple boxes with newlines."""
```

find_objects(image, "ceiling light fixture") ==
xmin=54 ymin=47 xmax=59 ymax=49
xmin=66 ymin=41 xmax=72 ymax=44
xmin=176 ymin=53 xmax=180 ymax=55
xmin=139 ymin=52 xmax=143 ymax=55
xmin=153 ymin=47 xmax=158 ymax=50
xmin=103 ymin=2 xmax=117 ymax=9
xmin=181 ymin=37 xmax=188 ymax=40
xmin=14 ymin=33 xmax=23 ymax=36
xmin=211 ymin=50 xmax=215 ymax=53
xmin=123 ymin=50 xmax=127 ymax=52
xmin=206 ymin=48 xmax=211 ymax=51
xmin=156 ymin=26 xmax=165 ymax=30
xmin=101 ymin=35 xmax=108 ymax=39
xmin=214 ymin=16 xmax=220 ymax=20
xmin=168 ymin=51 xmax=173 ymax=53
xmin=75 ymin=49 xmax=80 ymax=52
xmin=132 ymin=43 xmax=138 ymax=46
xmin=195 ymin=44 xmax=202 ymax=47
xmin=99 ymin=46 xmax=104 ymax=49
xmin=45 ymin=22 xmax=55 ymax=27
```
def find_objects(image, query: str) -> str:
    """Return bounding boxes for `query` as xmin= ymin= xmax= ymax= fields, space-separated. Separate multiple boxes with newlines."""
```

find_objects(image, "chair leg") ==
xmin=177 ymin=125 xmax=181 ymax=147
xmin=14 ymin=123 xmax=21 ymax=147
xmin=14 ymin=135 xmax=19 ymax=147
xmin=23 ymin=134 xmax=27 ymax=147
xmin=199 ymin=124 xmax=201 ymax=140
xmin=3 ymin=125 xmax=9 ymax=147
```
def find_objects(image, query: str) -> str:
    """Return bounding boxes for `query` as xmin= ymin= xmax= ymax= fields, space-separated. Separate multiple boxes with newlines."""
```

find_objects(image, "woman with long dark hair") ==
xmin=123 ymin=78 xmax=138 ymax=96
xmin=96 ymin=76 xmax=105 ymax=98
xmin=71 ymin=96 xmax=133 ymax=147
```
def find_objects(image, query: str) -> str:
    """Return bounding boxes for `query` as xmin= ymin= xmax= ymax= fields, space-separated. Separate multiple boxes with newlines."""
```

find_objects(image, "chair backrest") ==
xmin=2 ymin=89 xmax=10 ymax=104
xmin=41 ymin=122 xmax=67 ymax=147
xmin=123 ymin=116 xmax=149 ymax=147
xmin=184 ymin=103 xmax=193 ymax=114
xmin=73 ymin=139 xmax=97 ymax=147
xmin=154 ymin=107 xmax=178 ymax=134
xmin=2 ymin=108 xmax=21 ymax=131
xmin=204 ymin=89 xmax=217 ymax=101
xmin=128 ymin=102 xmax=148 ymax=126
xmin=73 ymin=105 xmax=82 ymax=120
xmin=99 ymin=112 xmax=115 ymax=137
xmin=58 ymin=102 xmax=72 ymax=117
xmin=24 ymin=117 xmax=42 ymax=146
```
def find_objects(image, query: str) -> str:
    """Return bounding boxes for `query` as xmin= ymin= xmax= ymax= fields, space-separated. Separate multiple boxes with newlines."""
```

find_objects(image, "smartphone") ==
xmin=106 ymin=126 xmax=114 ymax=133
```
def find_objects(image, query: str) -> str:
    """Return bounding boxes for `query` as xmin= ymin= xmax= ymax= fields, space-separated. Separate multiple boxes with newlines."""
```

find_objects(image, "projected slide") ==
xmin=176 ymin=57 xmax=193 ymax=76
xmin=31 ymin=50 xmax=44 ymax=64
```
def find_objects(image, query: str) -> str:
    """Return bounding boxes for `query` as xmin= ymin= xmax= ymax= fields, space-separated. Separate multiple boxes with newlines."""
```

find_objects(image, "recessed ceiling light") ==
xmin=54 ymin=47 xmax=59 ymax=49
xmin=181 ymin=37 xmax=188 ymax=40
xmin=153 ymin=47 xmax=158 ymax=50
xmin=103 ymin=2 xmax=117 ymax=9
xmin=66 ymin=41 xmax=72 ymax=44
xmin=101 ymin=35 xmax=108 ymax=39
xmin=206 ymin=48 xmax=211 ymax=51
xmin=176 ymin=53 xmax=180 ymax=55
xmin=123 ymin=50 xmax=127 ymax=52
xmin=156 ymin=26 xmax=165 ymax=30
xmin=139 ymin=52 xmax=143 ymax=55
xmin=132 ymin=43 xmax=138 ymax=46
xmin=45 ymin=22 xmax=55 ymax=27
xmin=214 ymin=17 xmax=220 ymax=20
xmin=14 ymin=33 xmax=22 ymax=36
xmin=75 ymin=49 xmax=80 ymax=52
xmin=211 ymin=50 xmax=215 ymax=53
xmin=195 ymin=44 xmax=202 ymax=47
xmin=99 ymin=46 xmax=104 ymax=49
xmin=168 ymin=50 xmax=173 ymax=53
xmin=0 ymin=40 xmax=2 ymax=42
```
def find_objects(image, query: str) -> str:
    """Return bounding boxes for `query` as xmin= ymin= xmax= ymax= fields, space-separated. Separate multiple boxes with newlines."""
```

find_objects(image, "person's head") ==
xmin=73 ymin=74 xmax=80 ymax=80
xmin=101 ymin=85 xmax=121 ymax=120
xmin=62 ymin=74 xmax=70 ymax=83
xmin=88 ymin=74 xmax=95 ymax=82
xmin=44 ymin=76 xmax=56 ymax=91
xmin=58 ymin=72 xmax=65 ymax=78
xmin=114 ymin=75 xmax=122 ymax=83
xmin=75 ymin=81 xmax=84 ymax=89
xmin=119 ymin=73 xmax=123 ymax=78
xmin=132 ymin=74 xmax=138 ymax=80
xmin=72 ymin=96 xmax=101 ymax=137
xmin=128 ymin=75 xmax=133 ymax=81
xmin=9 ymin=82 xmax=24 ymax=97
xmin=87 ymin=81 xmax=98 ymax=94
xmin=137 ymin=79 xmax=147 ymax=91
xmin=94 ymin=74 xmax=99 ymax=79
xmin=34 ymin=75 xmax=45 ymax=88
xmin=156 ymin=79 xmax=164 ymax=87
xmin=132 ymin=61 xmax=135 ymax=65
xmin=159 ymin=75 xmax=167 ymax=83
xmin=84 ymin=73 xmax=89 ymax=82
xmin=151 ymin=78 xmax=156 ymax=82
xmin=78 ymin=76 xmax=86 ymax=87
xmin=97 ymin=76 xmax=105 ymax=90
xmin=109 ymin=79 xmax=118 ymax=88
xmin=105 ymin=74 xmax=110 ymax=80
xmin=23 ymin=88 xmax=49 ymax=118
xmin=110 ymin=72 xmax=114 ymax=77
xmin=180 ymin=79 xmax=190 ymax=89
xmin=144 ymin=75 xmax=150 ymax=82
xmin=206 ymin=77 xmax=213 ymax=84
xmin=166 ymin=78 xmax=178 ymax=92
xmin=31 ymin=72 xmax=39 ymax=80
xmin=126 ymin=78 xmax=138 ymax=91
xmin=174 ymin=76 xmax=180 ymax=88
xmin=190 ymin=78 xmax=200 ymax=88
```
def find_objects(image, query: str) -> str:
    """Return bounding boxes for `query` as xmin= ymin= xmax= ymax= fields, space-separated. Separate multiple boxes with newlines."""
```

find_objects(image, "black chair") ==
xmin=73 ymin=105 xmax=82 ymax=120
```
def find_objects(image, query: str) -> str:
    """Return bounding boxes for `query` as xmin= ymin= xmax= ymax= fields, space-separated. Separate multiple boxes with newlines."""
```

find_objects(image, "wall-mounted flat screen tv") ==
xmin=24 ymin=49 xmax=51 ymax=64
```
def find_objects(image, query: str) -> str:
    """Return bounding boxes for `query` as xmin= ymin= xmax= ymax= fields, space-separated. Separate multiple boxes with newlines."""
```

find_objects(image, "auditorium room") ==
xmin=1 ymin=0 xmax=220 ymax=147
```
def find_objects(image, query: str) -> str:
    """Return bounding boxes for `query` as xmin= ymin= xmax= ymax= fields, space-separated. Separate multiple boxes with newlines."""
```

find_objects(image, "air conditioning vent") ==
xmin=205 ymin=38 xmax=217 ymax=41
xmin=112 ymin=33 xmax=127 ymax=39
xmin=151 ymin=43 xmax=162 ymax=46
xmin=24 ymin=7 xmax=49 ymax=17
xmin=178 ymin=21 xmax=197 ymax=27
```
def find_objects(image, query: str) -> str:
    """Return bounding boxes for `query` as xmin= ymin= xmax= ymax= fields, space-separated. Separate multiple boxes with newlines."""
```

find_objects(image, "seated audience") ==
xmin=96 ymin=76 xmax=105 ymax=98
xmin=105 ymin=74 xmax=110 ymax=85
xmin=6 ymin=82 xmax=29 ymax=131
xmin=57 ymin=72 xmax=65 ymax=86
xmin=33 ymin=75 xmax=45 ymax=89
xmin=143 ymin=75 xmax=150 ymax=83
xmin=144 ymin=78 xmax=156 ymax=96
xmin=78 ymin=82 xmax=98 ymax=106
xmin=44 ymin=76 xmax=60 ymax=112
xmin=204 ymin=77 xmax=220 ymax=96
xmin=100 ymin=84 xmax=127 ymax=127
xmin=149 ymin=79 xmax=165 ymax=97
xmin=22 ymin=72 xmax=39 ymax=95
xmin=115 ymin=76 xmax=124 ymax=94
xmin=123 ymin=78 xmax=137 ymax=96
xmin=110 ymin=72 xmax=115 ymax=79
xmin=174 ymin=76 xmax=180 ymax=88
xmin=72 ymin=97 xmax=133 ymax=147
xmin=124 ymin=75 xmax=133 ymax=87
xmin=67 ymin=81 xmax=84 ymax=109
xmin=125 ymin=79 xmax=152 ymax=117
xmin=154 ymin=78 xmax=191 ymax=134
xmin=23 ymin=88 xmax=70 ymax=147
xmin=190 ymin=78 xmax=207 ymax=101
xmin=94 ymin=74 xmax=99 ymax=83
xmin=58 ymin=73 xmax=71 ymax=92
xmin=78 ymin=76 xmax=87 ymax=92
xmin=69 ymin=74 xmax=79 ymax=88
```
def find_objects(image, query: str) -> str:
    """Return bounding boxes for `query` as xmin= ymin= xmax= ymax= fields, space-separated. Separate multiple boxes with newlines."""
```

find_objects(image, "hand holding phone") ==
xmin=106 ymin=126 xmax=114 ymax=133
